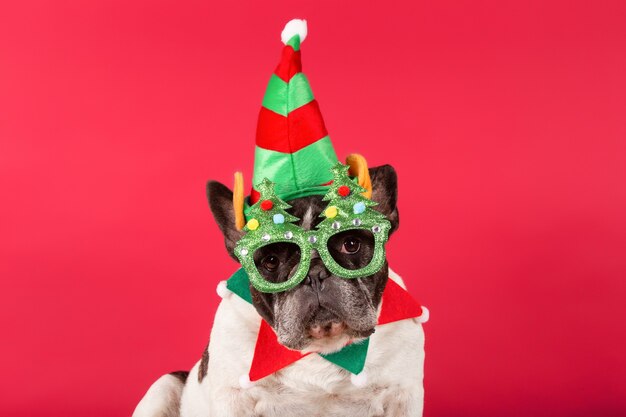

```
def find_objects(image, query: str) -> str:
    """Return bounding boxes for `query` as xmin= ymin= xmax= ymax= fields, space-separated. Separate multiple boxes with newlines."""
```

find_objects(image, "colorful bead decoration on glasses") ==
xmin=235 ymin=163 xmax=391 ymax=293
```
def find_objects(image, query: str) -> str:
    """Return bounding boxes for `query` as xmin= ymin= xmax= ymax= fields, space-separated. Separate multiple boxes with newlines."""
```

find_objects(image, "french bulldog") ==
xmin=133 ymin=164 xmax=426 ymax=417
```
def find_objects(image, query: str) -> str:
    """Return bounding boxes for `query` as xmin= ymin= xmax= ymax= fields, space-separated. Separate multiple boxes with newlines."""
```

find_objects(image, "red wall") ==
xmin=1 ymin=1 xmax=625 ymax=416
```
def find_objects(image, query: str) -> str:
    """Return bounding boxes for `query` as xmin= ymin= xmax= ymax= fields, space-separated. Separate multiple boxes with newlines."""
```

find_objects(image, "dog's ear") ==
xmin=206 ymin=181 xmax=245 ymax=260
xmin=369 ymin=165 xmax=400 ymax=234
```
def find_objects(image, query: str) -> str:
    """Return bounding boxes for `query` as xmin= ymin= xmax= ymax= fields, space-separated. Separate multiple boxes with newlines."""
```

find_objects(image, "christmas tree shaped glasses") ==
xmin=235 ymin=163 xmax=392 ymax=293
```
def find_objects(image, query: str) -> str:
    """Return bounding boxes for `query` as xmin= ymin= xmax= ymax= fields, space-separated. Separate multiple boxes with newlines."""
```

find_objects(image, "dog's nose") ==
xmin=304 ymin=259 xmax=330 ymax=288
xmin=309 ymin=321 xmax=346 ymax=339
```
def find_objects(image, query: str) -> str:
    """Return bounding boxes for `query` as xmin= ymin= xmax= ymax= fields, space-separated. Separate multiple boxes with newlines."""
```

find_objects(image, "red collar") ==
xmin=247 ymin=278 xmax=426 ymax=381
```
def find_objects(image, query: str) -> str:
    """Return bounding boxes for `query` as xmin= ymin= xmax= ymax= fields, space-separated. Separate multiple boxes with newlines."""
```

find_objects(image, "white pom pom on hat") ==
xmin=281 ymin=19 xmax=308 ymax=44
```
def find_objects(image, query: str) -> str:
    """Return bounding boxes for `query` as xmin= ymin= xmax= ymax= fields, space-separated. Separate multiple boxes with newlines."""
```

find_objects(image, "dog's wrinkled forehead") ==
xmin=206 ymin=165 xmax=399 ymax=263
xmin=286 ymin=195 xmax=326 ymax=231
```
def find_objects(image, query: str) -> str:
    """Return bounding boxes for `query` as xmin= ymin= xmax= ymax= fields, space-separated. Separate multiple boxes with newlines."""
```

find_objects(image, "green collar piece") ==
xmin=226 ymin=268 xmax=369 ymax=375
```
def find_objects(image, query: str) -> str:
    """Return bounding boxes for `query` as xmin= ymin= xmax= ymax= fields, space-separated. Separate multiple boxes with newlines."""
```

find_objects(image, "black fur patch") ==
xmin=169 ymin=371 xmax=189 ymax=383
xmin=198 ymin=348 xmax=209 ymax=383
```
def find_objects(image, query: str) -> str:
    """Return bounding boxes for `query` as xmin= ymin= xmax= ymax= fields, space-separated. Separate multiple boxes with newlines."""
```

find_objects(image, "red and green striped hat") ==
xmin=250 ymin=19 xmax=338 ymax=204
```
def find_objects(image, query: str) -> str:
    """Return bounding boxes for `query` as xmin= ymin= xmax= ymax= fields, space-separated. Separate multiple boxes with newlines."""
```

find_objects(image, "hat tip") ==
xmin=281 ymin=19 xmax=307 ymax=44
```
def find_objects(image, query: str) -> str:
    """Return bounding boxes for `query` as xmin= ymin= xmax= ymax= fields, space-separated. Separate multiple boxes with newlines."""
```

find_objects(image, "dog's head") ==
xmin=207 ymin=165 xmax=399 ymax=354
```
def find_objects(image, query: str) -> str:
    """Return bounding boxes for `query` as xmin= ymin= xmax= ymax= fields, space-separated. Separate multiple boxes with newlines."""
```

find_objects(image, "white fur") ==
xmin=133 ymin=374 xmax=185 ymax=417
xmin=136 ymin=269 xmax=425 ymax=417
xmin=281 ymin=19 xmax=307 ymax=45
xmin=300 ymin=206 xmax=315 ymax=231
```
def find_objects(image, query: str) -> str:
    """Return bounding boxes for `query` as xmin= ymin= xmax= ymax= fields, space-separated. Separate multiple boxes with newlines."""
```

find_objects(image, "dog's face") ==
xmin=207 ymin=165 xmax=399 ymax=354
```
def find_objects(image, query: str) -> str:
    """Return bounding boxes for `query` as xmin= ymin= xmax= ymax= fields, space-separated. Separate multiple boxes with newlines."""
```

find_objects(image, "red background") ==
xmin=1 ymin=1 xmax=625 ymax=416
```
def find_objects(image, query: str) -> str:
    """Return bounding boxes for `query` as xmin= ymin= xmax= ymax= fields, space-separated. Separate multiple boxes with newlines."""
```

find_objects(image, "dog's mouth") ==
xmin=301 ymin=325 xmax=375 ymax=354
xmin=277 ymin=307 xmax=376 ymax=354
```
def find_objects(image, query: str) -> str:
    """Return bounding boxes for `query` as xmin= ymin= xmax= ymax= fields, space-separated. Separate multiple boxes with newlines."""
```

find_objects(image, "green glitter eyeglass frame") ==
xmin=233 ymin=163 xmax=393 ymax=293
xmin=234 ymin=217 xmax=391 ymax=293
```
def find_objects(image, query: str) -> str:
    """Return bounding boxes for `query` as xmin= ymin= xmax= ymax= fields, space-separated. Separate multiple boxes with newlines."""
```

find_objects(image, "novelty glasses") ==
xmin=234 ymin=164 xmax=391 ymax=293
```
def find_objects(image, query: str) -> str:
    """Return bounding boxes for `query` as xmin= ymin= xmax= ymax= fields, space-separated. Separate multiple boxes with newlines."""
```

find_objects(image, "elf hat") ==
xmin=232 ymin=19 xmax=373 ymax=230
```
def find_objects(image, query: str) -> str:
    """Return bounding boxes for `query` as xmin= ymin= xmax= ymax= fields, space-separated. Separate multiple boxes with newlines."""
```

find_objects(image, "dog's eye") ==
xmin=341 ymin=237 xmax=361 ymax=254
xmin=262 ymin=255 xmax=280 ymax=272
